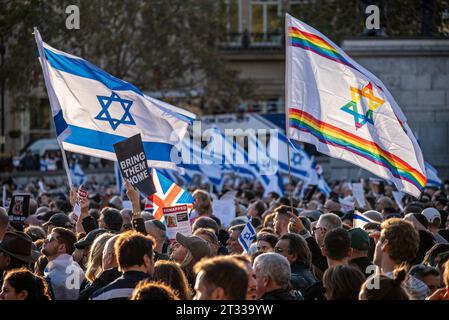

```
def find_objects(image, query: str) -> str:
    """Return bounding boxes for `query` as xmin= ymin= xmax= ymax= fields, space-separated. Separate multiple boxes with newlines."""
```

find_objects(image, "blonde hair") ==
xmin=86 ymin=233 xmax=114 ymax=283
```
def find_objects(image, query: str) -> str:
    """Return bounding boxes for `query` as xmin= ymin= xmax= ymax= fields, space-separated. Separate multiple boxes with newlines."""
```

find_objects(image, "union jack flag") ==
xmin=145 ymin=169 xmax=195 ymax=220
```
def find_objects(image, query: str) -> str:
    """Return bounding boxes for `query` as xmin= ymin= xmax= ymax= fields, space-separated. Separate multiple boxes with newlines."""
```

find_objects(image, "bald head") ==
xmin=102 ymin=235 xmax=119 ymax=270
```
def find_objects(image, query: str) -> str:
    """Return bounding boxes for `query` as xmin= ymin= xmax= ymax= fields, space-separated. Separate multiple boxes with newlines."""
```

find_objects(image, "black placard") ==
xmin=8 ymin=194 xmax=30 ymax=224
xmin=113 ymin=134 xmax=156 ymax=198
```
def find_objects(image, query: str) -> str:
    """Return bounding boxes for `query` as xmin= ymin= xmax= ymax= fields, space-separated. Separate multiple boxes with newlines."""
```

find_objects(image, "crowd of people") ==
xmin=1 ymin=174 xmax=449 ymax=301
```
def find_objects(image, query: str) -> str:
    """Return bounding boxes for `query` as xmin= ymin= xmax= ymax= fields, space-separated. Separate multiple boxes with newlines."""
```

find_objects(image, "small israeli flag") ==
xmin=238 ymin=220 xmax=257 ymax=253
xmin=353 ymin=211 xmax=377 ymax=229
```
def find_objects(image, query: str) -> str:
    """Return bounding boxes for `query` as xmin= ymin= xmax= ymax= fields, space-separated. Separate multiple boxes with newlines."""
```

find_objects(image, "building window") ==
xmin=223 ymin=0 xmax=242 ymax=45
xmin=250 ymin=0 xmax=282 ymax=44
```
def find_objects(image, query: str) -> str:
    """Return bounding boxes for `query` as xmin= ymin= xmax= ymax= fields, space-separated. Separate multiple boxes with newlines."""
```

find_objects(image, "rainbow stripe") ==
xmin=289 ymin=108 xmax=427 ymax=190
xmin=288 ymin=27 xmax=360 ymax=72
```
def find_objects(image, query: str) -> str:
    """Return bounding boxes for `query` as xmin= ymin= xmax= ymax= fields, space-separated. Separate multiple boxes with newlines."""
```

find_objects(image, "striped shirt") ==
xmin=89 ymin=271 xmax=150 ymax=300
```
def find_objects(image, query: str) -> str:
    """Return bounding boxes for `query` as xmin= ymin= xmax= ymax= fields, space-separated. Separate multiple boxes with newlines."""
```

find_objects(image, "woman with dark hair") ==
xmin=359 ymin=268 xmax=410 ymax=300
xmin=322 ymin=265 xmax=365 ymax=300
xmin=0 ymin=268 xmax=51 ymax=300
xmin=153 ymin=260 xmax=192 ymax=300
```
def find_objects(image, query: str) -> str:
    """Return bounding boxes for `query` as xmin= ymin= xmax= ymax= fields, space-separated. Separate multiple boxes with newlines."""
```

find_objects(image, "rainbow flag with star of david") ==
xmin=285 ymin=14 xmax=427 ymax=198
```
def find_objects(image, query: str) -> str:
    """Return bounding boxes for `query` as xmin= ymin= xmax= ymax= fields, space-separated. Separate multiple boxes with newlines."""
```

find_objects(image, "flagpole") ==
xmin=286 ymin=142 xmax=295 ymax=214
xmin=58 ymin=141 xmax=73 ymax=187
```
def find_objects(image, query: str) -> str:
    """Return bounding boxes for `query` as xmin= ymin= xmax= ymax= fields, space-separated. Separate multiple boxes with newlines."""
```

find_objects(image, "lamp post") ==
xmin=0 ymin=40 xmax=5 ymax=154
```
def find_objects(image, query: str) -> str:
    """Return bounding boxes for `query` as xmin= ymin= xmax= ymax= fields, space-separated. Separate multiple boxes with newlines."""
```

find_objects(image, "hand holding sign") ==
xmin=113 ymin=134 xmax=156 ymax=198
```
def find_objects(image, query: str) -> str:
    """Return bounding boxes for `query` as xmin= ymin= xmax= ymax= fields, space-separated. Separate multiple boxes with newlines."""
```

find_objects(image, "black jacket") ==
xmin=290 ymin=263 xmax=316 ymax=292
xmin=78 ymin=268 xmax=121 ymax=300
xmin=305 ymin=236 xmax=328 ymax=272
xmin=350 ymin=256 xmax=375 ymax=278
xmin=260 ymin=288 xmax=296 ymax=300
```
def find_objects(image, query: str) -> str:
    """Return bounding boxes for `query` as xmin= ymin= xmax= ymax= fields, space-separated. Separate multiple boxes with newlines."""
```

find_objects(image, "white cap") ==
xmin=421 ymin=207 xmax=441 ymax=224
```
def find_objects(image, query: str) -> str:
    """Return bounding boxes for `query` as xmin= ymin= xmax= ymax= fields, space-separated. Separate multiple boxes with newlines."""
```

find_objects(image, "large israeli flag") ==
xmin=34 ymin=29 xmax=195 ymax=170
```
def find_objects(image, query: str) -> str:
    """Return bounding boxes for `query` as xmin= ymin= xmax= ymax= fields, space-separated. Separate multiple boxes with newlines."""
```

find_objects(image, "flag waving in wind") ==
xmin=146 ymin=169 xmax=195 ymax=220
xmin=285 ymin=14 xmax=426 ymax=197
xmin=34 ymin=29 xmax=195 ymax=171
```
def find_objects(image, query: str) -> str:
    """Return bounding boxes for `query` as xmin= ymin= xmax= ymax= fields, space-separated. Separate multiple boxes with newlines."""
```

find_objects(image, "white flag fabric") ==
xmin=34 ymin=29 xmax=195 ymax=170
xmin=285 ymin=14 xmax=426 ymax=197
xmin=353 ymin=211 xmax=377 ymax=229
xmin=425 ymin=161 xmax=442 ymax=188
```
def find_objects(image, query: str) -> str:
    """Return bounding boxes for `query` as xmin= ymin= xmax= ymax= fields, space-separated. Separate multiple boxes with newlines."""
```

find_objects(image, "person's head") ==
xmin=42 ymin=213 xmax=73 ymax=233
xmin=323 ymin=228 xmax=352 ymax=267
xmin=153 ymin=260 xmax=192 ymax=300
xmin=226 ymin=224 xmax=245 ymax=254
xmin=131 ymin=280 xmax=179 ymax=300
xmin=102 ymin=235 xmax=119 ymax=270
xmin=423 ymin=243 xmax=449 ymax=267
xmin=233 ymin=255 xmax=257 ymax=300
xmin=273 ymin=205 xmax=298 ymax=236
xmin=192 ymin=189 xmax=212 ymax=216
xmin=42 ymin=227 xmax=76 ymax=261
xmin=0 ymin=207 xmax=9 ymax=240
xmin=0 ymin=268 xmax=51 ymax=300
xmin=322 ymin=199 xmax=341 ymax=213
xmin=374 ymin=218 xmax=419 ymax=271
xmin=85 ymin=233 xmax=114 ymax=283
xmin=322 ymin=265 xmax=365 ymax=300
xmin=359 ymin=269 xmax=410 ymax=300
xmin=115 ymin=231 xmax=155 ymax=275
xmin=98 ymin=207 xmax=123 ymax=233
xmin=192 ymin=216 xmax=219 ymax=235
xmin=275 ymin=233 xmax=311 ymax=268
xmin=256 ymin=232 xmax=278 ymax=254
xmin=409 ymin=264 xmax=441 ymax=294
xmin=193 ymin=256 xmax=248 ymax=300
xmin=314 ymin=213 xmax=342 ymax=247
xmin=348 ymin=228 xmax=371 ymax=258
xmin=375 ymin=196 xmax=395 ymax=213
xmin=421 ymin=207 xmax=442 ymax=230
xmin=144 ymin=220 xmax=167 ymax=251
xmin=248 ymin=200 xmax=267 ymax=220
xmin=194 ymin=228 xmax=220 ymax=256
xmin=174 ymin=233 xmax=212 ymax=269
xmin=120 ymin=209 xmax=133 ymax=231
xmin=253 ymin=252 xmax=291 ymax=299
xmin=0 ymin=232 xmax=33 ymax=271
xmin=443 ymin=260 xmax=449 ymax=288
xmin=23 ymin=226 xmax=46 ymax=242
xmin=263 ymin=212 xmax=276 ymax=229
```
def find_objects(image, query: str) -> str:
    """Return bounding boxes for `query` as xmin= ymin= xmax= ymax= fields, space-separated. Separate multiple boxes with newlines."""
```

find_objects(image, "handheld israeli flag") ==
xmin=353 ymin=211 xmax=377 ymax=229
xmin=69 ymin=161 xmax=86 ymax=188
xmin=34 ymin=29 xmax=195 ymax=171
xmin=238 ymin=220 xmax=257 ymax=253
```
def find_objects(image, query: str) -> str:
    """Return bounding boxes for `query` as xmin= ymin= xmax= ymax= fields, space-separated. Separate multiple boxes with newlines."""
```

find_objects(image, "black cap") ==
xmin=42 ymin=213 xmax=73 ymax=228
xmin=74 ymin=229 xmax=107 ymax=250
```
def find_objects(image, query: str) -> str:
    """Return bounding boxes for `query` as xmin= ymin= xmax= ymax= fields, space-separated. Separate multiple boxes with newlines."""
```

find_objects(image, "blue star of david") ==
xmin=291 ymin=153 xmax=303 ymax=167
xmin=243 ymin=232 xmax=253 ymax=240
xmin=95 ymin=92 xmax=136 ymax=130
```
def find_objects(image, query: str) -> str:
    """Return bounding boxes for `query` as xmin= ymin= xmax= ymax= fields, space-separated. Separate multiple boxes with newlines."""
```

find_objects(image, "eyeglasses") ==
xmin=45 ymin=235 xmax=60 ymax=244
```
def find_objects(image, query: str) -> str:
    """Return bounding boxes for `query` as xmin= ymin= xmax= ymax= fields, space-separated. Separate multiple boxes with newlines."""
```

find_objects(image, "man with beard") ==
xmin=42 ymin=227 xmax=84 ymax=300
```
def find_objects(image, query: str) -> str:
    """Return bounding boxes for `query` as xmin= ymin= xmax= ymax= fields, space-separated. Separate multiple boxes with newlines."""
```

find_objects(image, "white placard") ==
xmin=212 ymin=199 xmax=236 ymax=228
xmin=351 ymin=183 xmax=366 ymax=208
xmin=163 ymin=205 xmax=192 ymax=240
